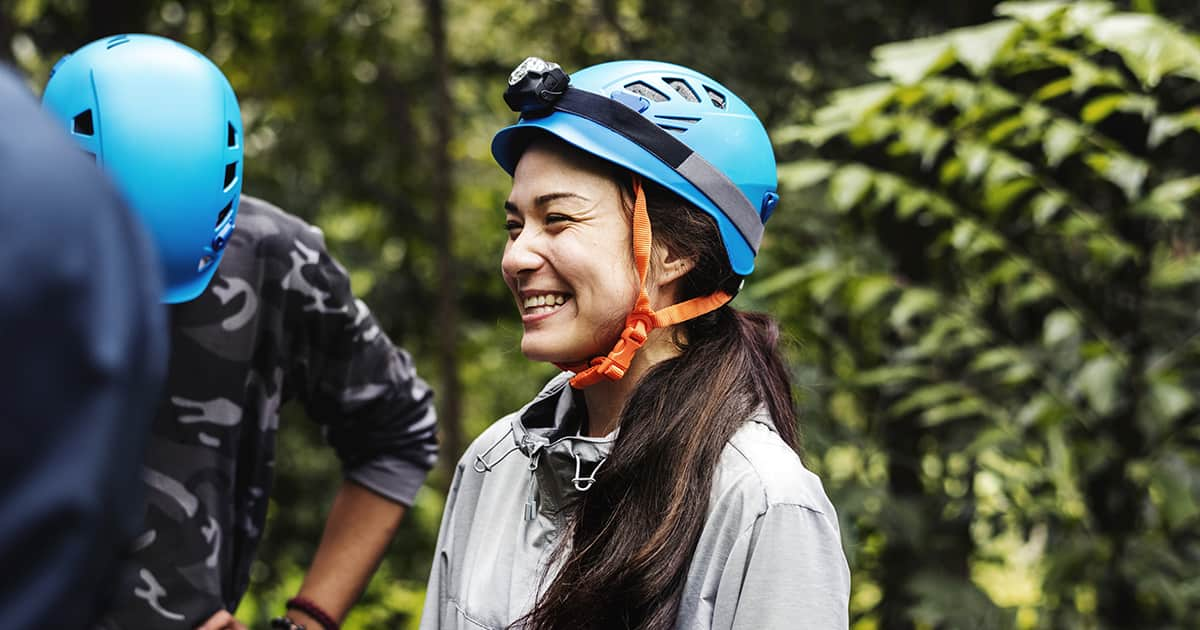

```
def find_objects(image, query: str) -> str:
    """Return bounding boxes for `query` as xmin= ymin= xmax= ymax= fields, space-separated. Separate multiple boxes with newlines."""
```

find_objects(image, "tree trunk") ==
xmin=0 ymin=5 xmax=13 ymax=66
xmin=425 ymin=0 xmax=463 ymax=483
xmin=85 ymin=0 xmax=154 ymax=42
xmin=879 ymin=415 xmax=920 ymax=630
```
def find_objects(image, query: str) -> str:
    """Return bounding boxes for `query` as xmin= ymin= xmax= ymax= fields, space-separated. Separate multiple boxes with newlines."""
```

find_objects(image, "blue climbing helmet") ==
xmin=43 ymin=34 xmax=243 ymax=303
xmin=492 ymin=58 xmax=778 ymax=277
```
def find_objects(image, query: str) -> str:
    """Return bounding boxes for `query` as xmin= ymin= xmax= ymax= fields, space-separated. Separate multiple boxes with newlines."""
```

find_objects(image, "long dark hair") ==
xmin=520 ymin=176 xmax=799 ymax=630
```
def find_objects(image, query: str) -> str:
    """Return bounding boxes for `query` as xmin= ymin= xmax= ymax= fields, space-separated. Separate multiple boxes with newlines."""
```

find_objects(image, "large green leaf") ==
xmin=1149 ymin=249 xmax=1200 ymax=289
xmin=872 ymin=35 xmax=956 ymax=85
xmin=1085 ymin=152 xmax=1149 ymax=200
xmin=890 ymin=288 xmax=942 ymax=329
xmin=1151 ymin=455 xmax=1200 ymax=532
xmin=948 ymin=20 xmax=1022 ymax=76
xmin=995 ymin=1 xmax=1073 ymax=26
xmin=1074 ymin=356 xmax=1124 ymax=415
xmin=1042 ymin=120 xmax=1082 ymax=167
xmin=829 ymin=164 xmax=874 ymax=211
xmin=892 ymin=383 xmax=971 ymax=416
xmin=1148 ymin=110 xmax=1200 ymax=148
xmin=776 ymin=160 xmax=835 ymax=192
xmin=847 ymin=275 xmax=897 ymax=315
xmin=812 ymin=82 xmax=897 ymax=130
xmin=1086 ymin=13 xmax=1200 ymax=85
xmin=1043 ymin=309 xmax=1081 ymax=347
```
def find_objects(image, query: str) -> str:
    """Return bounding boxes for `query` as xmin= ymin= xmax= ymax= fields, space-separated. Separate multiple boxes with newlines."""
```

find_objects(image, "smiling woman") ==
xmin=421 ymin=58 xmax=851 ymax=630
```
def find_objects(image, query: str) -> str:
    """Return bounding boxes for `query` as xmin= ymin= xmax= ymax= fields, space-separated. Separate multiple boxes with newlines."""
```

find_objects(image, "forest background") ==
xmin=5 ymin=0 xmax=1200 ymax=628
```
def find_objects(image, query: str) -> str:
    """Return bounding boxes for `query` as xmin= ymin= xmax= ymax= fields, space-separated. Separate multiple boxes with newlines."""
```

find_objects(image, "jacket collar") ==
xmin=475 ymin=373 xmax=617 ymax=519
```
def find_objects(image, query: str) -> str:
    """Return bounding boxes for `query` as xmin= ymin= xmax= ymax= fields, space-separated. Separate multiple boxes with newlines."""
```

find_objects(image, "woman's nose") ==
xmin=501 ymin=228 xmax=545 ymax=278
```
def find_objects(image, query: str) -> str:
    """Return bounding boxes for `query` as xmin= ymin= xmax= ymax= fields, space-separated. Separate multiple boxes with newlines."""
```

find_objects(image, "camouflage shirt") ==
xmin=100 ymin=196 xmax=438 ymax=629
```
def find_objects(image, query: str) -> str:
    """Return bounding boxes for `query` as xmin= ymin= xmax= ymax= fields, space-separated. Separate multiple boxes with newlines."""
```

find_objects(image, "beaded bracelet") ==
xmin=286 ymin=596 xmax=340 ymax=630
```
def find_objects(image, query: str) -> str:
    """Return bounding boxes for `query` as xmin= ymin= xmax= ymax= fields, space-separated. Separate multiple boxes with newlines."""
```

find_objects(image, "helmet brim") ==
xmin=492 ymin=111 xmax=757 ymax=276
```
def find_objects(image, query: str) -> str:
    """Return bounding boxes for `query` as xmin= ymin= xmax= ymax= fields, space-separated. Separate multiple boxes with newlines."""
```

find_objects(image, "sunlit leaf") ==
xmin=872 ymin=35 xmax=956 ymax=85
xmin=1030 ymin=192 xmax=1065 ymax=226
xmin=1148 ymin=110 xmax=1200 ymax=148
xmin=1043 ymin=120 xmax=1081 ymax=167
xmin=830 ymin=164 xmax=874 ymax=211
xmin=892 ymin=383 xmax=969 ymax=416
xmin=1086 ymin=13 xmax=1200 ymax=86
xmin=1151 ymin=456 xmax=1200 ymax=531
xmin=949 ymin=20 xmax=1022 ymax=75
xmin=1085 ymin=152 xmax=1148 ymax=200
xmin=1074 ymin=356 xmax=1123 ymax=415
xmin=995 ymin=1 xmax=1072 ymax=26
xmin=848 ymin=275 xmax=898 ymax=315
xmin=1148 ymin=380 xmax=1194 ymax=423
xmin=1081 ymin=94 xmax=1127 ymax=124
xmin=777 ymin=160 xmax=835 ymax=191
xmin=890 ymin=288 xmax=942 ymax=328
xmin=1043 ymin=309 xmax=1080 ymax=346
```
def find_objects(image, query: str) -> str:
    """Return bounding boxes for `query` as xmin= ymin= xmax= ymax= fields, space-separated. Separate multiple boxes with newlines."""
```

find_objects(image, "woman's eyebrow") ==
xmin=505 ymin=191 xmax=590 ymax=213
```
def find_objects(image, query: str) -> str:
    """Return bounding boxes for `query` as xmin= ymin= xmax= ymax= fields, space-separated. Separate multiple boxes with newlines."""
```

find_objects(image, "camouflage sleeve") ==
xmin=280 ymin=220 xmax=437 ymax=506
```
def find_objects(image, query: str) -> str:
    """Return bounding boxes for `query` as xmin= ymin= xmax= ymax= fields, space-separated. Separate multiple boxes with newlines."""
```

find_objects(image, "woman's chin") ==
xmin=520 ymin=338 xmax=597 ymax=367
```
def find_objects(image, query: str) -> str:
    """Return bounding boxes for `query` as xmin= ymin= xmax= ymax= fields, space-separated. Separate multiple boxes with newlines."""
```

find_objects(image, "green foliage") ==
xmin=779 ymin=1 xmax=1200 ymax=627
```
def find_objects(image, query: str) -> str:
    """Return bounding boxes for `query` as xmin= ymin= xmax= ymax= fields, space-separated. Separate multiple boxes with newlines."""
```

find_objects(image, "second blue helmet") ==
xmin=43 ymin=34 xmax=243 ymax=303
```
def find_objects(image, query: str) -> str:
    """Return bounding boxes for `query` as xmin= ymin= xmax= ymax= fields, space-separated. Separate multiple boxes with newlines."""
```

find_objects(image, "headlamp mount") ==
xmin=503 ymin=56 xmax=570 ymax=117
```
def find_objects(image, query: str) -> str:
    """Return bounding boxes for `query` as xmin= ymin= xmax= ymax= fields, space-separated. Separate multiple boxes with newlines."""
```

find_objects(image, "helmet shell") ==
xmin=492 ymin=60 xmax=776 ymax=276
xmin=43 ymin=34 xmax=243 ymax=303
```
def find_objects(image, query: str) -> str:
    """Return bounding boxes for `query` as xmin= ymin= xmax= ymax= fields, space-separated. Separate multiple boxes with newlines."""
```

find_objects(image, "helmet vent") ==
xmin=657 ymin=124 xmax=688 ymax=134
xmin=73 ymin=110 xmax=94 ymax=136
xmin=704 ymin=86 xmax=727 ymax=109
xmin=215 ymin=201 xmax=233 ymax=228
xmin=224 ymin=162 xmax=238 ymax=191
xmin=654 ymin=114 xmax=700 ymax=123
xmin=624 ymin=81 xmax=667 ymax=102
xmin=106 ymin=35 xmax=131 ymax=49
xmin=664 ymin=78 xmax=699 ymax=103
xmin=227 ymin=122 xmax=238 ymax=148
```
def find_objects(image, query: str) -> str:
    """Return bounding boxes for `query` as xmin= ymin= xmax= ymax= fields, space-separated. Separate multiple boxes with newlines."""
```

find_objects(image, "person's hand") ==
xmin=195 ymin=609 xmax=248 ymax=630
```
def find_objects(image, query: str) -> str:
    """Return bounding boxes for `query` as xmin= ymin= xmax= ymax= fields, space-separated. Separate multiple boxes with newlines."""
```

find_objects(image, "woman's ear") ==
xmin=652 ymin=243 xmax=696 ymax=291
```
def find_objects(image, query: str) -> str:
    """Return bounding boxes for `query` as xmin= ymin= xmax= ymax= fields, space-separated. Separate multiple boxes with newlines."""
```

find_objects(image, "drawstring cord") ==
xmin=556 ymin=175 xmax=732 ymax=388
xmin=472 ymin=421 xmax=608 ymax=520
xmin=571 ymin=446 xmax=606 ymax=491
xmin=473 ymin=427 xmax=519 ymax=473
xmin=524 ymin=450 xmax=541 ymax=521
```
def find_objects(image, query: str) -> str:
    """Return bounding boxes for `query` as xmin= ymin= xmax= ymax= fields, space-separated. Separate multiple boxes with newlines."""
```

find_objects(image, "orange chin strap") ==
xmin=556 ymin=175 xmax=732 ymax=389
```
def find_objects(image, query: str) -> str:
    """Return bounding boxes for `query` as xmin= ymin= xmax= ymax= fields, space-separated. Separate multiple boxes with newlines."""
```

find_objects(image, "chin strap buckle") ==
xmin=570 ymin=313 xmax=653 ymax=388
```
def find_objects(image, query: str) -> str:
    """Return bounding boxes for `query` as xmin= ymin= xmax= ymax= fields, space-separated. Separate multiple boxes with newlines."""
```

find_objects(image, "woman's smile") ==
xmin=520 ymin=291 xmax=573 ymax=321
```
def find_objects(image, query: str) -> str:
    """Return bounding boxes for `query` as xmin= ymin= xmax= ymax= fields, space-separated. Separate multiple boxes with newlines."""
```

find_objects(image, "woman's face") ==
xmin=501 ymin=139 xmax=639 ymax=364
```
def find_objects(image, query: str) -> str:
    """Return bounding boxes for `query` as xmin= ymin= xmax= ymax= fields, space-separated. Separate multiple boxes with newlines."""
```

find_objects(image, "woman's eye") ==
xmin=545 ymin=213 xmax=572 ymax=224
xmin=504 ymin=220 xmax=522 ymax=231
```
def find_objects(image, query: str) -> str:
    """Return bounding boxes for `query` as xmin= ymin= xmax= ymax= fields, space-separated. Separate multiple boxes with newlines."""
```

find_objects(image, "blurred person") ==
xmin=0 ymin=63 xmax=168 ymax=628
xmin=43 ymin=34 xmax=438 ymax=630
xmin=421 ymin=58 xmax=850 ymax=629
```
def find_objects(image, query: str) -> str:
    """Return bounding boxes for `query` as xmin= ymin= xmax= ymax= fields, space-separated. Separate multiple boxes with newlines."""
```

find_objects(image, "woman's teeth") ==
xmin=524 ymin=294 xmax=567 ymax=313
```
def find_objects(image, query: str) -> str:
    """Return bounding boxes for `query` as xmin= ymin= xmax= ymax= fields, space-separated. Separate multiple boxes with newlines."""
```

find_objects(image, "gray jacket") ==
xmin=421 ymin=373 xmax=850 ymax=629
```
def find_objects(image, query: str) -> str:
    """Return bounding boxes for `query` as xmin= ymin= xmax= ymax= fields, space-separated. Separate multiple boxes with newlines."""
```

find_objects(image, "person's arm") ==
xmin=277 ymin=218 xmax=438 ymax=626
xmin=287 ymin=481 xmax=407 ymax=628
xmin=195 ymin=482 xmax=405 ymax=630
xmin=716 ymin=504 xmax=851 ymax=629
